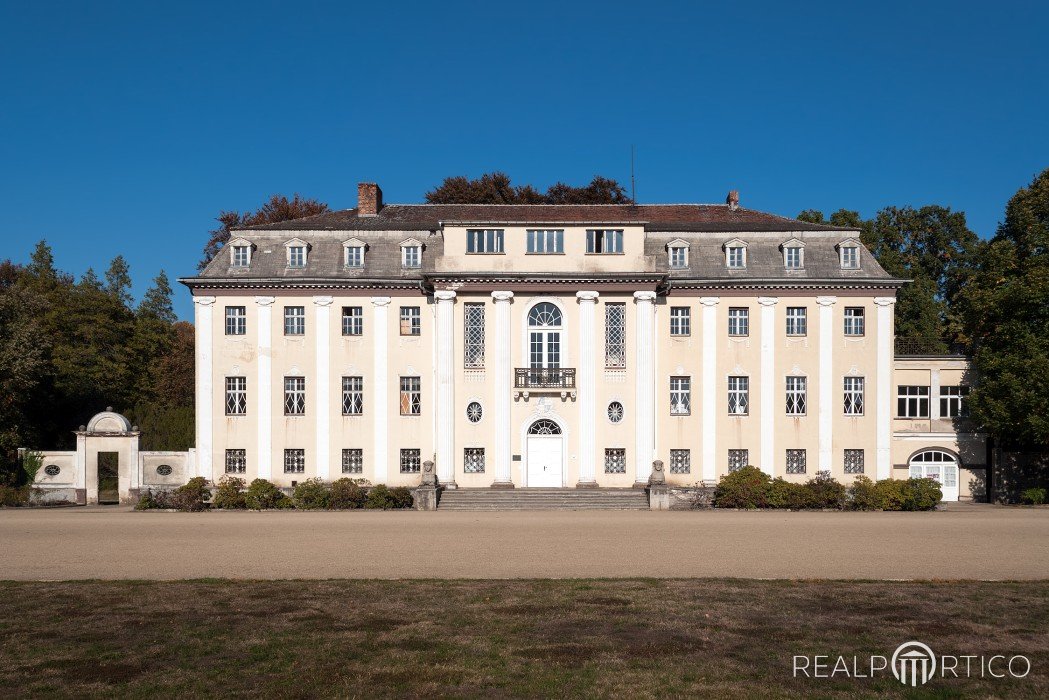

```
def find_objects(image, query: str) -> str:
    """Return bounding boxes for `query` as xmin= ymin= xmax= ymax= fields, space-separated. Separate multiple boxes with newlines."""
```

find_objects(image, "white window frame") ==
xmin=225 ymin=376 xmax=247 ymax=416
xmin=838 ymin=240 xmax=861 ymax=269
xmin=464 ymin=303 xmax=485 ymax=368
xmin=670 ymin=376 xmax=691 ymax=415
xmin=667 ymin=239 xmax=690 ymax=269
xmin=400 ymin=376 xmax=421 ymax=416
xmin=897 ymin=385 xmax=930 ymax=419
xmin=284 ymin=376 xmax=306 ymax=416
xmin=527 ymin=229 xmax=564 ymax=254
xmin=229 ymin=238 xmax=252 ymax=268
xmin=400 ymin=238 xmax=422 ymax=269
xmin=940 ymin=385 xmax=970 ymax=418
xmin=586 ymin=229 xmax=624 ymax=254
xmin=284 ymin=306 xmax=305 ymax=336
xmin=400 ymin=306 xmax=421 ymax=336
xmin=724 ymin=239 xmax=748 ymax=269
xmin=343 ymin=238 xmax=366 ymax=268
xmin=783 ymin=240 xmax=804 ymax=270
xmin=843 ymin=307 xmax=865 ymax=336
xmin=728 ymin=376 xmax=749 ymax=415
xmin=342 ymin=306 xmax=363 ymax=336
xmin=467 ymin=229 xmax=505 ymax=254
xmin=785 ymin=306 xmax=807 ymax=336
xmin=341 ymin=376 xmax=363 ymax=416
xmin=285 ymin=238 xmax=309 ymax=268
xmin=728 ymin=307 xmax=749 ymax=337
xmin=786 ymin=376 xmax=807 ymax=416
xmin=670 ymin=306 xmax=691 ymax=336
xmin=225 ymin=306 xmax=247 ymax=336
xmin=605 ymin=303 xmax=626 ymax=368
xmin=843 ymin=376 xmax=865 ymax=416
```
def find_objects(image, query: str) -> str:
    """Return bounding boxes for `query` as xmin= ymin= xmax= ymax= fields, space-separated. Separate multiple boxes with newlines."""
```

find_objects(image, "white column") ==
xmin=313 ymin=296 xmax=334 ymax=481
xmin=434 ymin=291 xmax=457 ymax=486
xmin=758 ymin=297 xmax=779 ymax=476
xmin=371 ymin=297 xmax=392 ymax=484
xmin=699 ymin=297 xmax=720 ymax=483
xmin=576 ymin=291 xmax=600 ymax=486
xmin=491 ymin=291 xmax=514 ymax=487
xmin=255 ymin=296 xmax=275 ymax=480
xmin=817 ymin=296 xmax=838 ymax=474
xmin=193 ymin=295 xmax=216 ymax=479
xmin=129 ymin=433 xmax=140 ymax=491
xmin=634 ymin=291 xmax=657 ymax=484
xmin=874 ymin=296 xmax=896 ymax=479
xmin=75 ymin=433 xmax=87 ymax=492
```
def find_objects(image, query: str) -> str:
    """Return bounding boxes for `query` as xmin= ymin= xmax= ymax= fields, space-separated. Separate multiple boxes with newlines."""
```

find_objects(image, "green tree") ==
xmin=104 ymin=255 xmax=133 ymax=308
xmin=957 ymin=168 xmax=1049 ymax=447
xmin=426 ymin=172 xmax=631 ymax=205
xmin=199 ymin=194 xmax=329 ymax=270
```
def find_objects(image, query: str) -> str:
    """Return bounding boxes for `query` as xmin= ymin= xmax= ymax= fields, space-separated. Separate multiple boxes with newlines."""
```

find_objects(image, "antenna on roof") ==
xmin=630 ymin=145 xmax=637 ymax=204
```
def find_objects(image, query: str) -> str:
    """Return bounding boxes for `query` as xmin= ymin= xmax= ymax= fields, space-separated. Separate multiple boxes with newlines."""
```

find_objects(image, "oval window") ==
xmin=44 ymin=464 xmax=61 ymax=477
xmin=607 ymin=401 xmax=625 ymax=424
xmin=156 ymin=465 xmax=173 ymax=476
xmin=466 ymin=401 xmax=483 ymax=423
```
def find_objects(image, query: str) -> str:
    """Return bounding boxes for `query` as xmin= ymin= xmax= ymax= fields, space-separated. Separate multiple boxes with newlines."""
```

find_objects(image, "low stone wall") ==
xmin=668 ymin=486 xmax=716 ymax=510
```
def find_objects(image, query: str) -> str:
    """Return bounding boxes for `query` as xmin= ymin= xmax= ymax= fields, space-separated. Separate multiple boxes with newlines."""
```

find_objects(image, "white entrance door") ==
xmin=909 ymin=450 xmax=959 ymax=501
xmin=527 ymin=436 xmax=563 ymax=487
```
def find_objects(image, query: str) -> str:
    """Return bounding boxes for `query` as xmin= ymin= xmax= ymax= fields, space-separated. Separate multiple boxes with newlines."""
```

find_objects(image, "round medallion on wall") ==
xmin=156 ymin=465 xmax=173 ymax=476
xmin=607 ymin=401 xmax=625 ymax=424
xmin=466 ymin=401 xmax=483 ymax=423
xmin=44 ymin=464 xmax=61 ymax=477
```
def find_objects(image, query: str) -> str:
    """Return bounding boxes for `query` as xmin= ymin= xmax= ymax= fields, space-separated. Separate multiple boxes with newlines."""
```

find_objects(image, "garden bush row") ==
xmin=136 ymin=477 xmax=414 ymax=512
xmin=711 ymin=465 xmax=942 ymax=511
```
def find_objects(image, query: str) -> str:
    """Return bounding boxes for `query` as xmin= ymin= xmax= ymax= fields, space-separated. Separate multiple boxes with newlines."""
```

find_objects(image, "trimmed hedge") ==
xmin=712 ymin=465 xmax=942 ymax=511
xmin=138 ymin=477 xmax=414 ymax=512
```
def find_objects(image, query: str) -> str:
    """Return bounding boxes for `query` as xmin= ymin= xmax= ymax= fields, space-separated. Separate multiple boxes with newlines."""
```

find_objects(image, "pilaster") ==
xmin=491 ymin=291 xmax=514 ymax=487
xmin=633 ymin=291 xmax=657 ymax=485
xmin=193 ymin=295 xmax=216 ymax=479
xmin=434 ymin=290 xmax=457 ymax=486
xmin=576 ymin=291 xmax=600 ymax=487
xmin=758 ymin=296 xmax=779 ymax=476
xmin=874 ymin=296 xmax=896 ymax=479
xmin=816 ymin=296 xmax=838 ymax=474
xmin=372 ymin=297 xmax=392 ymax=484
xmin=313 ymin=296 xmax=334 ymax=480
xmin=255 ymin=296 xmax=275 ymax=479
xmin=699 ymin=297 xmax=720 ymax=483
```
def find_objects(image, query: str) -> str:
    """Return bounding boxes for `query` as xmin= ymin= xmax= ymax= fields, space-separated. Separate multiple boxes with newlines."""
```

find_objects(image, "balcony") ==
xmin=515 ymin=367 xmax=576 ymax=389
xmin=894 ymin=338 xmax=968 ymax=357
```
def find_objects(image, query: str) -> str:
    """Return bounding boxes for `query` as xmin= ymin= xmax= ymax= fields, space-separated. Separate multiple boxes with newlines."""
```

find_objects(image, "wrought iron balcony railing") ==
xmin=514 ymin=367 xmax=576 ymax=389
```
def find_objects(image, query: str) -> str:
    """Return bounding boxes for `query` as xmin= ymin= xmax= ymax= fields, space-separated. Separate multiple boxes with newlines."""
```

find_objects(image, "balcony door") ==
xmin=528 ymin=303 xmax=562 ymax=369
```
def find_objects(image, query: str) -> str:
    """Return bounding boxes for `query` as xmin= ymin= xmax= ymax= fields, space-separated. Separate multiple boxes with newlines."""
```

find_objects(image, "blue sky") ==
xmin=1 ymin=0 xmax=1046 ymax=319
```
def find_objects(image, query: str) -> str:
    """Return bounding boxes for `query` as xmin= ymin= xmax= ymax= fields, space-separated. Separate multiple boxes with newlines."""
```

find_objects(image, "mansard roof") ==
xmin=234 ymin=203 xmax=855 ymax=233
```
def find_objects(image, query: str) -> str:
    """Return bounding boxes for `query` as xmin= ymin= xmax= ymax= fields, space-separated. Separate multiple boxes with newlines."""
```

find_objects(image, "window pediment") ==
xmin=343 ymin=237 xmax=367 ymax=248
xmin=780 ymin=237 xmax=805 ymax=249
xmin=228 ymin=238 xmax=254 ymax=267
xmin=400 ymin=237 xmax=423 ymax=249
xmin=283 ymin=237 xmax=310 ymax=249
xmin=723 ymin=237 xmax=748 ymax=250
xmin=665 ymin=238 xmax=691 ymax=250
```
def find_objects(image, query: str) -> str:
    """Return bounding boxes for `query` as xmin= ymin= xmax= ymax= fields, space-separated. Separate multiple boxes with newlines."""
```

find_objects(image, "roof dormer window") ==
xmin=401 ymin=238 xmax=423 ymax=269
xmin=724 ymin=239 xmax=748 ymax=269
xmin=667 ymin=239 xmax=690 ymax=269
xmin=838 ymin=239 xmax=861 ymax=269
xmin=343 ymin=238 xmax=366 ymax=268
xmin=285 ymin=238 xmax=309 ymax=269
xmin=228 ymin=238 xmax=252 ymax=268
xmin=782 ymin=238 xmax=804 ymax=270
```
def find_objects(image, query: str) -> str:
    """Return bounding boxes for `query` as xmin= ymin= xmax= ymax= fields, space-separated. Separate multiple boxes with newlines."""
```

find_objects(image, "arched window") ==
xmin=528 ymin=303 xmax=562 ymax=327
xmin=528 ymin=419 xmax=562 ymax=435
xmin=908 ymin=449 xmax=958 ymax=501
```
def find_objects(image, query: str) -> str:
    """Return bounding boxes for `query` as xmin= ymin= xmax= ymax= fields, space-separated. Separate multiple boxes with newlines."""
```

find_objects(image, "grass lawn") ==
xmin=1 ymin=579 xmax=1046 ymax=698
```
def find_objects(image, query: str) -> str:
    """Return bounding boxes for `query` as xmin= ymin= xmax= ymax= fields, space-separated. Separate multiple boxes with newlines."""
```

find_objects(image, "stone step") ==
xmin=437 ymin=488 xmax=650 ymax=510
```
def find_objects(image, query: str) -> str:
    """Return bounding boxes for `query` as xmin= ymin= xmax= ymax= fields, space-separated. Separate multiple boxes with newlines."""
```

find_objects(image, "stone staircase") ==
xmin=436 ymin=487 xmax=650 ymax=511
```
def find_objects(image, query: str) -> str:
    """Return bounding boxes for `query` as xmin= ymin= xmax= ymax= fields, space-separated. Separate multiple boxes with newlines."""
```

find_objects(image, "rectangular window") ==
xmin=231 ymin=245 xmax=250 ymax=267
xmin=670 ymin=377 xmax=691 ymax=415
xmin=527 ymin=229 xmax=564 ymax=254
xmin=464 ymin=303 xmax=485 ymax=368
xmin=669 ymin=246 xmax=688 ymax=268
xmin=400 ymin=376 xmax=421 ymax=415
xmin=897 ymin=385 xmax=930 ymax=418
xmin=786 ymin=307 xmax=807 ymax=336
xmin=341 ymin=376 xmax=363 ymax=415
xmin=841 ymin=246 xmax=860 ymax=269
xmin=605 ymin=303 xmax=626 ymax=368
xmin=225 ymin=449 xmax=246 ymax=474
xmin=400 ymin=448 xmax=421 ymax=473
xmin=464 ymin=448 xmax=485 ymax=474
xmin=669 ymin=449 xmax=690 ymax=474
xmin=284 ymin=306 xmax=305 ymax=336
xmin=225 ymin=376 xmax=247 ymax=415
xmin=786 ymin=376 xmax=807 ymax=416
xmin=843 ymin=376 xmax=865 ymax=415
xmin=727 ymin=246 xmax=745 ymax=268
xmin=284 ymin=448 xmax=305 ymax=474
xmin=345 ymin=246 xmax=364 ymax=268
xmin=728 ymin=307 xmax=749 ymax=336
xmin=670 ymin=307 xmax=691 ymax=336
xmin=402 ymin=245 xmax=421 ymax=268
xmin=728 ymin=449 xmax=749 ymax=472
xmin=288 ymin=246 xmax=306 ymax=268
xmin=225 ymin=306 xmax=246 ymax=336
xmin=284 ymin=376 xmax=305 ymax=415
xmin=844 ymin=449 xmax=864 ymax=474
xmin=786 ymin=449 xmax=807 ymax=474
xmin=604 ymin=448 xmax=626 ymax=474
xmin=586 ymin=229 xmax=624 ymax=254
xmin=342 ymin=306 xmax=363 ymax=336
xmin=940 ymin=386 xmax=970 ymax=418
xmin=844 ymin=307 xmax=865 ymax=336
xmin=467 ymin=229 xmax=505 ymax=254
xmin=400 ymin=306 xmax=421 ymax=336
xmin=785 ymin=247 xmax=803 ymax=269
xmin=342 ymin=448 xmax=363 ymax=474
xmin=728 ymin=376 xmax=749 ymax=415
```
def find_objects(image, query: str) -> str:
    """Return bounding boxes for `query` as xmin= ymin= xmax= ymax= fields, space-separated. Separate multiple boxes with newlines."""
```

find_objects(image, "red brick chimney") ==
xmin=357 ymin=182 xmax=383 ymax=216
xmin=726 ymin=190 xmax=740 ymax=211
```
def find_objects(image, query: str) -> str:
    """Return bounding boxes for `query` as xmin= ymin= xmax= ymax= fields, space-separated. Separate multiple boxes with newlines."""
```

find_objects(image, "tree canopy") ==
xmin=425 ymin=172 xmax=631 ymax=205
xmin=199 ymin=194 xmax=329 ymax=270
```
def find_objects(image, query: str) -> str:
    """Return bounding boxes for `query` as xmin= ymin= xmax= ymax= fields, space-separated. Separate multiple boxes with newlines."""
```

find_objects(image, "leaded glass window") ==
xmin=284 ymin=449 xmax=305 ymax=473
xmin=400 ymin=306 xmax=421 ymax=336
xmin=786 ymin=449 xmax=807 ymax=474
xmin=342 ymin=448 xmax=363 ymax=474
xmin=225 ymin=449 xmax=246 ymax=474
xmin=466 ymin=401 xmax=483 ymax=423
xmin=786 ymin=376 xmax=807 ymax=416
xmin=528 ymin=419 xmax=562 ymax=435
xmin=670 ymin=307 xmax=691 ymax=336
xmin=669 ymin=449 xmax=690 ymax=474
xmin=786 ymin=307 xmax=807 ymax=336
xmin=607 ymin=401 xmax=624 ymax=423
xmin=844 ymin=307 xmax=865 ymax=336
xmin=284 ymin=306 xmax=305 ymax=335
xmin=604 ymin=448 xmax=626 ymax=474
xmin=728 ymin=307 xmax=749 ymax=336
xmin=464 ymin=448 xmax=485 ymax=473
xmin=284 ymin=376 xmax=305 ymax=415
xmin=342 ymin=376 xmax=363 ymax=415
xmin=400 ymin=376 xmax=421 ymax=415
xmin=605 ymin=303 xmax=626 ymax=368
xmin=728 ymin=449 xmax=749 ymax=472
xmin=670 ymin=377 xmax=691 ymax=415
xmin=225 ymin=376 xmax=246 ymax=415
xmin=400 ymin=449 xmax=421 ymax=473
xmin=464 ymin=303 xmax=485 ymax=367
xmin=225 ymin=306 xmax=246 ymax=335
xmin=342 ymin=306 xmax=363 ymax=336
xmin=728 ymin=376 xmax=749 ymax=415
xmin=844 ymin=449 xmax=864 ymax=474
xmin=528 ymin=303 xmax=562 ymax=327
xmin=843 ymin=377 xmax=864 ymax=415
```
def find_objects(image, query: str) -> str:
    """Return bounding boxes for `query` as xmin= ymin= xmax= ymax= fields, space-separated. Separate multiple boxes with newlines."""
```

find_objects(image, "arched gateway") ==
xmin=908 ymin=449 xmax=959 ymax=502
xmin=526 ymin=419 xmax=564 ymax=487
